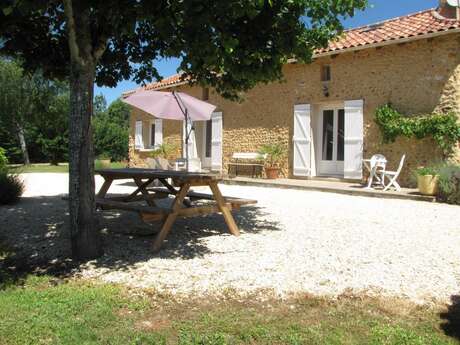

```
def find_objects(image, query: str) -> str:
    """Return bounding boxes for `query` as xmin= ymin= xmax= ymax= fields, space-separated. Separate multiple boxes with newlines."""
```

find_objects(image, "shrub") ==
xmin=0 ymin=173 xmax=24 ymax=204
xmin=0 ymin=147 xmax=8 ymax=173
xmin=437 ymin=163 xmax=460 ymax=205
xmin=97 ymin=153 xmax=111 ymax=161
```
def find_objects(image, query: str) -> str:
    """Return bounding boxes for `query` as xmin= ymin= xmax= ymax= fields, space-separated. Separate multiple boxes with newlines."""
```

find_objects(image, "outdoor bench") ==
xmin=228 ymin=152 xmax=267 ymax=178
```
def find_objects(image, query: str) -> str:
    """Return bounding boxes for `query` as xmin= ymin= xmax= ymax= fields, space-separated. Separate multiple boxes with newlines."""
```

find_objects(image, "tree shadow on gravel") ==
xmin=1 ymin=193 xmax=281 ymax=284
xmin=440 ymin=295 xmax=460 ymax=341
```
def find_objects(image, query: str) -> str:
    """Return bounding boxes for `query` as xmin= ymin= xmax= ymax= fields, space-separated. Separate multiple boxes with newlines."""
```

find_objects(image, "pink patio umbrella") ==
xmin=123 ymin=90 xmax=217 ymax=170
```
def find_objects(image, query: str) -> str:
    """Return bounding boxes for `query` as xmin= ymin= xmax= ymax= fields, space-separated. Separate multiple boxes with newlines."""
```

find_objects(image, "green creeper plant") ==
xmin=375 ymin=104 xmax=460 ymax=157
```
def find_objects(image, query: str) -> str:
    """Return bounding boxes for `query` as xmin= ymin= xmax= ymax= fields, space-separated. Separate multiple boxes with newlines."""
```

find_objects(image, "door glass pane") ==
xmin=337 ymin=109 xmax=345 ymax=161
xmin=322 ymin=110 xmax=334 ymax=161
xmin=205 ymin=119 xmax=212 ymax=158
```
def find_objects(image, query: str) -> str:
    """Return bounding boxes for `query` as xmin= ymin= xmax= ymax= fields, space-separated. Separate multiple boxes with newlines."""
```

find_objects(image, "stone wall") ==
xmin=128 ymin=33 xmax=460 ymax=186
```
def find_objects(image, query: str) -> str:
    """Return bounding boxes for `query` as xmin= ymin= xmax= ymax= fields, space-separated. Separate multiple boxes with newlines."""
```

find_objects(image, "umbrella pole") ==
xmin=185 ymin=110 xmax=189 ymax=172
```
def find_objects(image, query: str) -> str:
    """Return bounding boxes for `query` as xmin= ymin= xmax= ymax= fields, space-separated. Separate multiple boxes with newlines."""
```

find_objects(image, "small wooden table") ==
xmin=95 ymin=168 xmax=257 ymax=252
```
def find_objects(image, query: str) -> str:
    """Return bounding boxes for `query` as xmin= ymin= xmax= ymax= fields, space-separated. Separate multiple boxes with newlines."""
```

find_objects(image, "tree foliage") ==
xmin=0 ymin=0 xmax=367 ymax=99
xmin=0 ymin=59 xmax=70 ymax=164
xmin=93 ymin=97 xmax=130 ymax=161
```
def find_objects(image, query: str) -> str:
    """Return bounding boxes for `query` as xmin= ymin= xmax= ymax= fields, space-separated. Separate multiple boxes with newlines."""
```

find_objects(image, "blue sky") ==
xmin=95 ymin=0 xmax=439 ymax=105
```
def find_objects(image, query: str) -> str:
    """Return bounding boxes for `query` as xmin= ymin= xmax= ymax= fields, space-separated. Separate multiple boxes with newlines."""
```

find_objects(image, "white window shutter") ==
xmin=183 ymin=119 xmax=197 ymax=158
xmin=135 ymin=120 xmax=143 ymax=149
xmin=211 ymin=112 xmax=223 ymax=172
xmin=293 ymin=104 xmax=311 ymax=177
xmin=344 ymin=99 xmax=364 ymax=179
xmin=154 ymin=119 xmax=163 ymax=147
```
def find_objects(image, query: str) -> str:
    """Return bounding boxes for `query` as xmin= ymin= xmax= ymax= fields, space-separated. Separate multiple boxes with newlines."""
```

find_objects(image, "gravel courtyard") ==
xmin=1 ymin=173 xmax=460 ymax=304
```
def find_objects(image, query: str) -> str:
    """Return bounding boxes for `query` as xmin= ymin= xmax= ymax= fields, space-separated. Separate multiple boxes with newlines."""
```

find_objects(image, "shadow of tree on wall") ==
xmin=0 ymin=194 xmax=281 ymax=286
xmin=440 ymin=295 xmax=460 ymax=341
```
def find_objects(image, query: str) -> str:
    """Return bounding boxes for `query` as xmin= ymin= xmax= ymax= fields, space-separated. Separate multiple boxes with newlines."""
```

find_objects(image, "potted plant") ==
xmin=415 ymin=166 xmax=439 ymax=196
xmin=96 ymin=153 xmax=111 ymax=168
xmin=258 ymin=143 xmax=285 ymax=179
xmin=148 ymin=143 xmax=177 ymax=169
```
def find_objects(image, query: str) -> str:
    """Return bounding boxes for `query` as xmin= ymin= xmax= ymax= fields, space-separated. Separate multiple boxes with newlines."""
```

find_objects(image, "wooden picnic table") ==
xmin=95 ymin=168 xmax=257 ymax=252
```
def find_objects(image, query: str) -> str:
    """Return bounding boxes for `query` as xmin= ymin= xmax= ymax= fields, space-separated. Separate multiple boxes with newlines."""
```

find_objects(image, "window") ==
xmin=321 ymin=65 xmax=331 ymax=82
xmin=202 ymin=87 xmax=209 ymax=101
xmin=150 ymin=122 xmax=155 ymax=147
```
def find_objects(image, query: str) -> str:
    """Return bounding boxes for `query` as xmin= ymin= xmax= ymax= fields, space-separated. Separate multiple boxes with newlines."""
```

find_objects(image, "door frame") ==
xmin=316 ymin=104 xmax=345 ymax=177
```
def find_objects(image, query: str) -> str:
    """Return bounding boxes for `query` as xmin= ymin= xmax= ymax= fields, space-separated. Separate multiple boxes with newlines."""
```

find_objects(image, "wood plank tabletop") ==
xmin=96 ymin=168 xmax=221 ymax=180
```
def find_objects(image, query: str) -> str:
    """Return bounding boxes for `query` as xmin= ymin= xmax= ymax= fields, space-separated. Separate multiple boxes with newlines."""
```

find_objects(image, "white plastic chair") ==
xmin=367 ymin=154 xmax=387 ymax=188
xmin=379 ymin=154 xmax=406 ymax=192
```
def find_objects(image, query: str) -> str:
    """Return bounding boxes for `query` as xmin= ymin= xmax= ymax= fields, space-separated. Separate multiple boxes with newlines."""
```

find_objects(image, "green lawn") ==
xmin=9 ymin=161 xmax=126 ymax=173
xmin=0 ymin=274 xmax=457 ymax=345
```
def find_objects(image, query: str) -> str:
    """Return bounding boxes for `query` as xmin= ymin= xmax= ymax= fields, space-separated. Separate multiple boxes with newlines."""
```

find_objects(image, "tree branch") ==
xmin=93 ymin=35 xmax=108 ymax=61
xmin=63 ymin=0 xmax=83 ymax=66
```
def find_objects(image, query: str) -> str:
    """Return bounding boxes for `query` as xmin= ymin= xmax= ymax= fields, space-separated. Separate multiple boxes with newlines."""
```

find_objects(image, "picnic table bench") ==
xmin=95 ymin=168 xmax=257 ymax=252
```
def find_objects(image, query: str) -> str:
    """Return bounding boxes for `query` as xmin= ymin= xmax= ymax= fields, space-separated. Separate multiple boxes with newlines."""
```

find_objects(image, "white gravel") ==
xmin=1 ymin=173 xmax=459 ymax=304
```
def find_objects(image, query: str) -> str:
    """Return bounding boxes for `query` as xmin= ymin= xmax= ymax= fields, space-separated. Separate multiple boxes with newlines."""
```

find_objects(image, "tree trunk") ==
xmin=16 ymin=122 xmax=30 ymax=165
xmin=68 ymin=63 xmax=102 ymax=260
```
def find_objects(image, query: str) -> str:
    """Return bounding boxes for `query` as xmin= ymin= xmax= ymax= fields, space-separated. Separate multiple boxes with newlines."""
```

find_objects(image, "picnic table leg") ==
xmin=97 ymin=178 xmax=113 ymax=198
xmin=159 ymin=178 xmax=192 ymax=207
xmin=209 ymin=181 xmax=240 ymax=237
xmin=134 ymin=178 xmax=157 ymax=207
xmin=152 ymin=182 xmax=191 ymax=252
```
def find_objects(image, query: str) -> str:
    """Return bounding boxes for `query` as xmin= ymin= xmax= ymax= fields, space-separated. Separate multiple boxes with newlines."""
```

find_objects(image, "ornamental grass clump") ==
xmin=0 ymin=173 xmax=24 ymax=205
xmin=437 ymin=163 xmax=460 ymax=205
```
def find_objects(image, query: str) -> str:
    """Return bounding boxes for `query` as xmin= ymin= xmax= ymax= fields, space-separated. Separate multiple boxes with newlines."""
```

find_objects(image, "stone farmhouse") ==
xmin=125 ymin=2 xmax=460 ymax=185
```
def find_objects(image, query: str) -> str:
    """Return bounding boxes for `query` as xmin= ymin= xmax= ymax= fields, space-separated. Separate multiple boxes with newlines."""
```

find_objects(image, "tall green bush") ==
xmin=93 ymin=97 xmax=129 ymax=162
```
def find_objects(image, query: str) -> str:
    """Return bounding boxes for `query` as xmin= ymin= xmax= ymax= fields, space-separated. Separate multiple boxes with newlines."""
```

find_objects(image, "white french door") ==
xmin=318 ymin=107 xmax=345 ymax=176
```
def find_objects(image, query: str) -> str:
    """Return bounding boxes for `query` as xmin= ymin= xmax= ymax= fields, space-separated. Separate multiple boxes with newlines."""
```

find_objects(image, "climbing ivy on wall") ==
xmin=375 ymin=104 xmax=460 ymax=157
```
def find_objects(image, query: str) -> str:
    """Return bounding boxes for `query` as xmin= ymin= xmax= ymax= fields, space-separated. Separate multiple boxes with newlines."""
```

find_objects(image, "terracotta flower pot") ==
xmin=265 ymin=167 xmax=280 ymax=179
xmin=417 ymin=174 xmax=439 ymax=196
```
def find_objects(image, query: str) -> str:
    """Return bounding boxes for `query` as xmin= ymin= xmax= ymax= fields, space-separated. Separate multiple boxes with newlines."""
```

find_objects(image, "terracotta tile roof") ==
xmin=122 ymin=73 xmax=189 ymax=97
xmin=132 ymin=8 xmax=460 ymax=92
xmin=318 ymin=9 xmax=460 ymax=55
xmin=143 ymin=73 xmax=190 ymax=90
